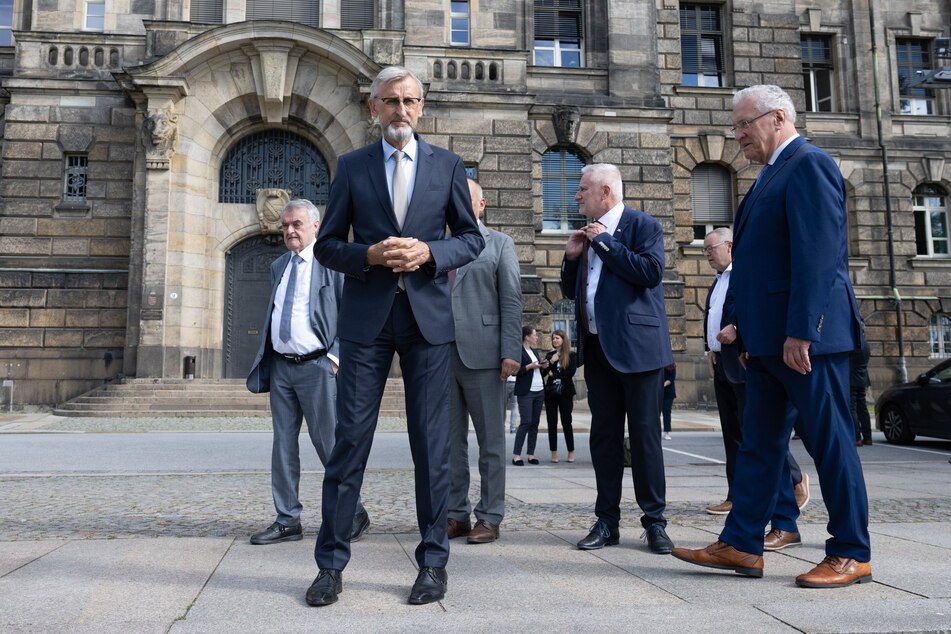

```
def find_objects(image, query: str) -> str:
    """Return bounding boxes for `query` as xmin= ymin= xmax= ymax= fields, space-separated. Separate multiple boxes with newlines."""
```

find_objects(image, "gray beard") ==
xmin=385 ymin=122 xmax=414 ymax=143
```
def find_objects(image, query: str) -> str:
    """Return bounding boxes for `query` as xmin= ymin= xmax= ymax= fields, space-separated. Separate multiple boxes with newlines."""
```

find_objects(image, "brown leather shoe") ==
xmin=796 ymin=555 xmax=872 ymax=588
xmin=763 ymin=529 xmax=802 ymax=551
xmin=794 ymin=472 xmax=810 ymax=510
xmin=705 ymin=500 xmax=732 ymax=515
xmin=467 ymin=519 xmax=500 ymax=544
xmin=671 ymin=541 xmax=764 ymax=577
xmin=447 ymin=518 xmax=471 ymax=539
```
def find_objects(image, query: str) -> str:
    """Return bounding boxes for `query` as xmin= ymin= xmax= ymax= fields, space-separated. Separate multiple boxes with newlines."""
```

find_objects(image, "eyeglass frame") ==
xmin=702 ymin=240 xmax=730 ymax=254
xmin=377 ymin=96 xmax=423 ymax=108
xmin=730 ymin=109 xmax=776 ymax=133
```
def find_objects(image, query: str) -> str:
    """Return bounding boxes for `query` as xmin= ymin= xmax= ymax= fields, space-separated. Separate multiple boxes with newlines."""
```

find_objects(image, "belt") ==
xmin=278 ymin=349 xmax=328 ymax=364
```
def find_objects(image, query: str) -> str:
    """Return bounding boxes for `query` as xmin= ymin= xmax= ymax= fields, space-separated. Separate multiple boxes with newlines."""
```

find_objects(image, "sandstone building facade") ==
xmin=1 ymin=1 xmax=949 ymax=407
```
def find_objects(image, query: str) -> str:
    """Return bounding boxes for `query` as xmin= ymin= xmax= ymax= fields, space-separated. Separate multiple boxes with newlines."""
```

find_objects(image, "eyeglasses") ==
xmin=730 ymin=109 xmax=775 ymax=133
xmin=702 ymin=240 xmax=729 ymax=254
xmin=378 ymin=97 xmax=422 ymax=108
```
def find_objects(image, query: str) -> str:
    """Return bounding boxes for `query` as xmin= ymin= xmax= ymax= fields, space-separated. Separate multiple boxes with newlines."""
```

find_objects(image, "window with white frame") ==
xmin=801 ymin=34 xmax=835 ymax=112
xmin=533 ymin=0 xmax=582 ymax=68
xmin=246 ymin=0 xmax=319 ymax=27
xmin=896 ymin=38 xmax=935 ymax=115
xmin=85 ymin=0 xmax=105 ymax=31
xmin=63 ymin=155 xmax=89 ymax=203
xmin=691 ymin=163 xmax=733 ymax=241
xmin=542 ymin=148 xmax=585 ymax=232
xmin=450 ymin=1 xmax=469 ymax=46
xmin=929 ymin=314 xmax=951 ymax=358
xmin=341 ymin=0 xmax=374 ymax=29
xmin=679 ymin=3 xmax=723 ymax=87
xmin=190 ymin=0 xmax=223 ymax=23
xmin=551 ymin=299 xmax=577 ymax=351
xmin=914 ymin=183 xmax=949 ymax=257
xmin=0 ymin=0 xmax=13 ymax=47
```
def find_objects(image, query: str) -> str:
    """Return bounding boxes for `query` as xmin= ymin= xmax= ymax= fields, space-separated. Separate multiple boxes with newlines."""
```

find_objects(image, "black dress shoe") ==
xmin=576 ymin=520 xmax=619 ymax=550
xmin=408 ymin=566 xmax=447 ymax=604
xmin=250 ymin=521 xmax=303 ymax=545
xmin=642 ymin=523 xmax=674 ymax=554
xmin=306 ymin=569 xmax=342 ymax=606
xmin=350 ymin=508 xmax=371 ymax=542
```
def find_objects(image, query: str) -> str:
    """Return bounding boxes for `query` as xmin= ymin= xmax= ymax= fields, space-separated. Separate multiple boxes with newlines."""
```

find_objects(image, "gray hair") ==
xmin=467 ymin=178 xmax=483 ymax=201
xmin=282 ymin=199 xmax=320 ymax=222
xmin=581 ymin=163 xmax=623 ymax=201
xmin=706 ymin=227 xmax=733 ymax=242
xmin=370 ymin=66 xmax=424 ymax=100
xmin=733 ymin=85 xmax=797 ymax=124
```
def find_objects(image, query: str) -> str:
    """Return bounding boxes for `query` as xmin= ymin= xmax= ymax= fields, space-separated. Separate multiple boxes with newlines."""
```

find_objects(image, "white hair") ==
xmin=706 ymin=227 xmax=733 ymax=242
xmin=283 ymin=199 xmax=320 ymax=222
xmin=733 ymin=85 xmax=797 ymax=124
xmin=370 ymin=66 xmax=424 ymax=100
xmin=581 ymin=163 xmax=623 ymax=201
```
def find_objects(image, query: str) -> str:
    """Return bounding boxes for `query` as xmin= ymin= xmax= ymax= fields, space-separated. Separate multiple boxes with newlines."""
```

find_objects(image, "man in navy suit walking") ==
xmin=307 ymin=66 xmax=483 ymax=606
xmin=560 ymin=163 xmax=675 ymax=555
xmin=672 ymin=85 xmax=871 ymax=588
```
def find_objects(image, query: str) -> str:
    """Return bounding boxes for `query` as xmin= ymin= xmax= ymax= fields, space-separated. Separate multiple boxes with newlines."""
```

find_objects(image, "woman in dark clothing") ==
xmin=660 ymin=362 xmax=676 ymax=440
xmin=543 ymin=330 xmax=577 ymax=463
xmin=513 ymin=326 xmax=547 ymax=465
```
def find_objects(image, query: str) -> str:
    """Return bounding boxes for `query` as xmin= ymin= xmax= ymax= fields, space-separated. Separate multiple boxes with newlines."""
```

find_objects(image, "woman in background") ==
xmin=513 ymin=326 xmax=547 ymax=465
xmin=661 ymin=362 xmax=676 ymax=441
xmin=543 ymin=330 xmax=576 ymax=463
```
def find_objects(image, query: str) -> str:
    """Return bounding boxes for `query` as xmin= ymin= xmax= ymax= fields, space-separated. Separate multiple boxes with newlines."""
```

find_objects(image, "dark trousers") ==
xmin=660 ymin=395 xmax=674 ymax=433
xmin=545 ymin=393 xmax=574 ymax=452
xmin=851 ymin=386 xmax=872 ymax=441
xmin=514 ymin=390 xmax=543 ymax=455
xmin=720 ymin=353 xmax=870 ymax=560
xmin=584 ymin=333 xmax=666 ymax=529
xmin=713 ymin=357 xmax=744 ymax=501
xmin=315 ymin=292 xmax=451 ymax=570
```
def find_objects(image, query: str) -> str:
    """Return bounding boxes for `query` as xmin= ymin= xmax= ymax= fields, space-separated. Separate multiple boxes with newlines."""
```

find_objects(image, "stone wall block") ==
xmin=65 ymin=309 xmax=100 ymax=328
xmin=0 ymin=328 xmax=45 ymax=347
xmin=0 ymin=237 xmax=52 ymax=256
xmin=56 ymin=126 xmax=95 ymax=152
xmin=46 ymin=290 xmax=86 ymax=308
xmin=494 ymin=120 xmax=531 ymax=136
xmin=450 ymin=136 xmax=485 ymax=161
xmin=0 ymin=218 xmax=38 ymax=235
xmin=89 ymin=239 xmax=131 ymax=257
xmin=2 ymin=160 xmax=62 ymax=179
xmin=44 ymin=329 xmax=84 ymax=347
xmin=51 ymin=238 xmax=90 ymax=256
xmin=2 ymin=141 xmax=44 ymax=160
xmin=29 ymin=308 xmax=66 ymax=327
xmin=0 ymin=290 xmax=46 ymax=307
xmin=498 ymin=154 xmax=532 ymax=171
xmin=83 ymin=330 xmax=126 ymax=347
xmin=0 ymin=309 xmax=30 ymax=327
xmin=498 ymin=190 xmax=533 ymax=208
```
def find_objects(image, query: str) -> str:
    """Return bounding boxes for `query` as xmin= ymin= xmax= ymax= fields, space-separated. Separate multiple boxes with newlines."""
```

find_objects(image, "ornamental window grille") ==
xmin=219 ymin=130 xmax=330 ymax=205
xmin=63 ymin=154 xmax=89 ymax=203
xmin=542 ymin=147 xmax=586 ymax=232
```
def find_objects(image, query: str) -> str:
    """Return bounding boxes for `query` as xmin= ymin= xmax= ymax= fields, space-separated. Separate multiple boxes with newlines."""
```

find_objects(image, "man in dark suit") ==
xmin=246 ymin=199 xmax=369 ymax=546
xmin=560 ymin=163 xmax=675 ymax=555
xmin=307 ymin=66 xmax=483 ymax=607
xmin=672 ymin=85 xmax=871 ymax=588
xmin=447 ymin=178 xmax=523 ymax=545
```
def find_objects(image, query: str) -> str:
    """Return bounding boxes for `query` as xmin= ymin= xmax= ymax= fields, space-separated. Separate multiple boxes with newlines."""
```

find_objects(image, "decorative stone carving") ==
xmin=256 ymin=188 xmax=292 ymax=234
xmin=552 ymin=106 xmax=580 ymax=145
xmin=143 ymin=109 xmax=179 ymax=169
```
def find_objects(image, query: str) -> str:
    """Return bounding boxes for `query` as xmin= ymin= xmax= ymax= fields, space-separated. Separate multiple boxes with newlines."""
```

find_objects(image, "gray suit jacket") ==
xmin=450 ymin=223 xmax=522 ymax=370
xmin=246 ymin=249 xmax=344 ymax=393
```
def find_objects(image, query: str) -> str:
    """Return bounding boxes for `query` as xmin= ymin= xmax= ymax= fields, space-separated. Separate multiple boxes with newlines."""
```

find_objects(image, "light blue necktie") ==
xmin=279 ymin=254 xmax=303 ymax=343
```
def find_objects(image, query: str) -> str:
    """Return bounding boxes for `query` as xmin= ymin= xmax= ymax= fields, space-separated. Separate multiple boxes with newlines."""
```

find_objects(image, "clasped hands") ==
xmin=366 ymin=237 xmax=432 ymax=272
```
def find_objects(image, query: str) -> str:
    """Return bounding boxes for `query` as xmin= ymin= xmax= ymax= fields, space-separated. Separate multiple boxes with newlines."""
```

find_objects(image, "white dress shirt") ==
xmin=526 ymin=347 xmax=544 ymax=392
xmin=271 ymin=241 xmax=335 ymax=364
xmin=382 ymin=136 xmax=418 ymax=212
xmin=706 ymin=263 xmax=732 ymax=353
xmin=584 ymin=201 xmax=624 ymax=334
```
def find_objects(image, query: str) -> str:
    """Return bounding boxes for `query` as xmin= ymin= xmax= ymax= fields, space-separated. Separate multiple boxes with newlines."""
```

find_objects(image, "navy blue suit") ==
xmin=721 ymin=136 xmax=870 ymax=560
xmin=313 ymin=134 xmax=483 ymax=571
xmin=561 ymin=206 xmax=673 ymax=529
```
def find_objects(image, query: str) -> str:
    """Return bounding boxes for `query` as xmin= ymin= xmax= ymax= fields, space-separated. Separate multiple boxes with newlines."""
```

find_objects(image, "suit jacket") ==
xmin=246 ymin=249 xmax=344 ymax=393
xmin=729 ymin=136 xmax=861 ymax=357
xmin=450 ymin=223 xmax=523 ymax=370
xmin=560 ymin=206 xmax=673 ymax=374
xmin=542 ymin=351 xmax=577 ymax=398
xmin=313 ymin=135 xmax=484 ymax=345
xmin=704 ymin=276 xmax=744 ymax=385
xmin=514 ymin=347 xmax=544 ymax=396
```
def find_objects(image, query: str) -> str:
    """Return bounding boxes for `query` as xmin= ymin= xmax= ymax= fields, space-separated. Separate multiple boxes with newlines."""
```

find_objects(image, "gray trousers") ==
xmin=269 ymin=354 xmax=363 ymax=526
xmin=448 ymin=344 xmax=507 ymax=525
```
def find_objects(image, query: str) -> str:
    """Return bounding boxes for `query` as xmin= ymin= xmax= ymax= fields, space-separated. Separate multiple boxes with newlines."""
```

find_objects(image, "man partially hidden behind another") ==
xmin=447 ymin=178 xmax=523 ymax=545
xmin=246 ymin=199 xmax=369 ymax=546
xmin=561 ymin=163 xmax=675 ymax=555
xmin=672 ymin=85 xmax=871 ymax=588
xmin=308 ymin=66 xmax=483 ymax=606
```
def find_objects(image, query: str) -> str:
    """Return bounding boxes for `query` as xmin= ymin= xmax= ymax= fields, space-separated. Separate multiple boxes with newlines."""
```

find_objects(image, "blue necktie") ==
xmin=279 ymin=254 xmax=303 ymax=343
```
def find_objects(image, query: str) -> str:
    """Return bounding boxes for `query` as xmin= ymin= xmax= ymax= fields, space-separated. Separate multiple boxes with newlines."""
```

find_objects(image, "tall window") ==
xmin=914 ymin=184 xmax=949 ymax=257
xmin=679 ymin=3 xmax=723 ymax=87
xmin=542 ymin=148 xmax=585 ymax=232
xmin=85 ymin=0 xmax=105 ymax=31
xmin=896 ymin=38 xmax=934 ymax=115
xmin=533 ymin=0 xmax=582 ymax=67
xmin=0 ymin=0 xmax=13 ymax=47
xmin=691 ymin=163 xmax=733 ymax=240
xmin=450 ymin=1 xmax=469 ymax=46
xmin=63 ymin=155 xmax=89 ymax=203
xmin=247 ymin=0 xmax=319 ymax=27
xmin=190 ymin=0 xmax=223 ymax=23
xmin=551 ymin=299 xmax=578 ymax=350
xmin=801 ymin=35 xmax=835 ymax=112
xmin=341 ymin=0 xmax=374 ymax=29
xmin=931 ymin=314 xmax=951 ymax=357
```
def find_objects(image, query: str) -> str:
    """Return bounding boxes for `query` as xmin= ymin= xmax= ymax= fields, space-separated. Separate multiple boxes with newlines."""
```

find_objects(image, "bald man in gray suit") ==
xmin=447 ymin=179 xmax=523 ymax=544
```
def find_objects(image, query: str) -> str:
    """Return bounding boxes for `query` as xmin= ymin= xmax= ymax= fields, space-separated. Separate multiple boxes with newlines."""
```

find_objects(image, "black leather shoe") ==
xmin=250 ymin=521 xmax=303 ymax=545
xmin=642 ymin=523 xmax=674 ymax=554
xmin=350 ymin=508 xmax=370 ymax=542
xmin=576 ymin=520 xmax=619 ymax=550
xmin=408 ymin=566 xmax=447 ymax=604
xmin=306 ymin=569 xmax=342 ymax=606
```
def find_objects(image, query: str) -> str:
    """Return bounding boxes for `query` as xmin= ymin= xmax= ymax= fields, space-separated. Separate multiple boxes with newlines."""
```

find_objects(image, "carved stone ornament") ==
xmin=552 ymin=106 xmax=581 ymax=145
xmin=143 ymin=109 xmax=179 ymax=169
xmin=256 ymin=188 xmax=292 ymax=234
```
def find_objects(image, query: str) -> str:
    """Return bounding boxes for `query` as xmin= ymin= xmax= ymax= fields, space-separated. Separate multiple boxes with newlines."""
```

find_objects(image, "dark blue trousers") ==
xmin=720 ymin=353 xmax=870 ymax=560
xmin=315 ymin=292 xmax=451 ymax=570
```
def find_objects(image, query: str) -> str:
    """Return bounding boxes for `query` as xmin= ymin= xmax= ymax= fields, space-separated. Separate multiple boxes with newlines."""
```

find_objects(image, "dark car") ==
xmin=875 ymin=358 xmax=951 ymax=444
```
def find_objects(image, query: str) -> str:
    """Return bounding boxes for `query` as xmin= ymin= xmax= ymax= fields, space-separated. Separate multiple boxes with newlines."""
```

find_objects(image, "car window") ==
xmin=935 ymin=366 xmax=951 ymax=383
